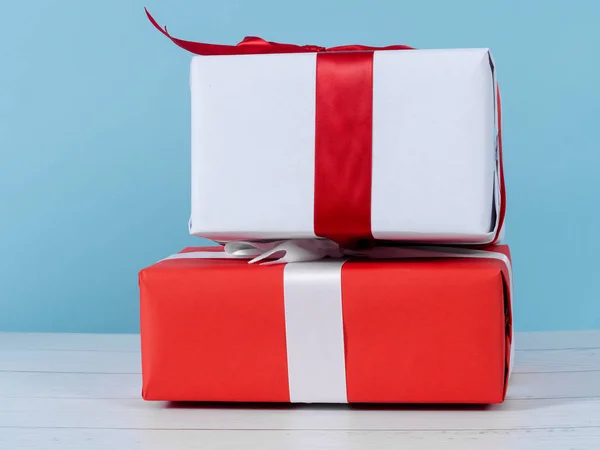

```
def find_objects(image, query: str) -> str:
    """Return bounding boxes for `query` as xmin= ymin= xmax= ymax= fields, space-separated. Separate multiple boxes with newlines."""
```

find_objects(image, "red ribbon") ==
xmin=144 ymin=8 xmax=413 ymax=56
xmin=494 ymin=88 xmax=506 ymax=244
xmin=314 ymin=52 xmax=375 ymax=245
xmin=146 ymin=8 xmax=505 ymax=245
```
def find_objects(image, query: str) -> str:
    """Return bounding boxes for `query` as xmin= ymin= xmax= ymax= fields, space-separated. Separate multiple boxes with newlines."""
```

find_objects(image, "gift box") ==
xmin=139 ymin=245 xmax=513 ymax=404
xmin=146 ymin=11 xmax=505 ymax=246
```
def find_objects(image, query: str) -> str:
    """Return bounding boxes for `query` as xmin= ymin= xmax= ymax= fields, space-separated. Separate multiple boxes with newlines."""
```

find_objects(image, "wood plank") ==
xmin=2 ymin=346 xmax=598 ymax=375
xmin=0 ymin=371 xmax=598 ymax=401
xmin=1 ymin=427 xmax=599 ymax=450
xmin=0 ymin=333 xmax=140 ymax=352
xmin=0 ymin=332 xmax=598 ymax=448
xmin=3 ymin=331 xmax=599 ymax=352
xmin=515 ymin=330 xmax=600 ymax=350
xmin=0 ymin=372 xmax=141 ymax=399
xmin=507 ymin=371 xmax=600 ymax=399
xmin=0 ymin=350 xmax=141 ymax=373
xmin=0 ymin=397 xmax=599 ymax=430
xmin=514 ymin=348 xmax=600 ymax=373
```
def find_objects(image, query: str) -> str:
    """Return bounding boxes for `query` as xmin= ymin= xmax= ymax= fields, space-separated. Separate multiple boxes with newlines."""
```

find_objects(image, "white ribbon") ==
xmin=162 ymin=239 xmax=513 ymax=402
xmin=161 ymin=239 xmax=343 ymax=264
xmin=224 ymin=239 xmax=345 ymax=264
xmin=284 ymin=260 xmax=348 ymax=403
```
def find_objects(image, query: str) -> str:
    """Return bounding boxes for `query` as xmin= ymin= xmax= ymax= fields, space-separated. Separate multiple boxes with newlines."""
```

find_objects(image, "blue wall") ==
xmin=1 ymin=0 xmax=599 ymax=333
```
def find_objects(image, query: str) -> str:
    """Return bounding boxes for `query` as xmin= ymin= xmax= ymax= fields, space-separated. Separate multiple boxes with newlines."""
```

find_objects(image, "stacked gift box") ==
xmin=139 ymin=9 xmax=513 ymax=404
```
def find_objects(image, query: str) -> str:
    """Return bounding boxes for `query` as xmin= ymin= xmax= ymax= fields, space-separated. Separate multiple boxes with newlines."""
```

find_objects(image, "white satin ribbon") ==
xmin=160 ymin=239 xmax=344 ymax=264
xmin=162 ymin=240 xmax=513 ymax=402
xmin=284 ymin=261 xmax=348 ymax=403
xmin=224 ymin=239 xmax=345 ymax=265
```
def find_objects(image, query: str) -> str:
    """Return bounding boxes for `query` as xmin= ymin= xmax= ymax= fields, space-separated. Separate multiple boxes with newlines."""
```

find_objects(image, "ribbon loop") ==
xmin=223 ymin=241 xmax=272 ymax=258
xmin=221 ymin=239 xmax=343 ymax=265
xmin=238 ymin=36 xmax=268 ymax=46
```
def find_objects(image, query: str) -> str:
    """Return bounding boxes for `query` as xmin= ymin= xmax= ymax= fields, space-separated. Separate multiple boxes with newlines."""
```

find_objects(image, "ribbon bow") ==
xmin=223 ymin=239 xmax=345 ymax=265
xmin=192 ymin=239 xmax=511 ymax=270
xmin=144 ymin=8 xmax=413 ymax=56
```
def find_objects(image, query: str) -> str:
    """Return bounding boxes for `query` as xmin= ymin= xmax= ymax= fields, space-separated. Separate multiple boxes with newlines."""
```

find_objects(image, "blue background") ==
xmin=1 ymin=0 xmax=599 ymax=333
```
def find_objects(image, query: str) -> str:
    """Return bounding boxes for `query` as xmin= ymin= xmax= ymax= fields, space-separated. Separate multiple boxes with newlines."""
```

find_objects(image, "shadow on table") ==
xmin=164 ymin=402 xmax=492 ymax=411
xmin=162 ymin=396 xmax=585 ymax=412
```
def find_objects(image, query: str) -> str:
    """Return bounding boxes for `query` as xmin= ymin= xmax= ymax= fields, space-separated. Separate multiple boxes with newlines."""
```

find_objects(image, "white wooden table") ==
xmin=1 ymin=331 xmax=599 ymax=449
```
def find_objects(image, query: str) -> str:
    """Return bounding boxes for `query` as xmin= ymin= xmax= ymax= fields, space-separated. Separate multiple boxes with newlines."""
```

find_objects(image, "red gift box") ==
xmin=139 ymin=245 xmax=512 ymax=404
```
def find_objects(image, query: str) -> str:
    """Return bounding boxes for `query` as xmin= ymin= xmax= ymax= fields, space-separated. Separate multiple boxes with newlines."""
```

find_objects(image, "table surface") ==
xmin=1 ymin=331 xmax=599 ymax=449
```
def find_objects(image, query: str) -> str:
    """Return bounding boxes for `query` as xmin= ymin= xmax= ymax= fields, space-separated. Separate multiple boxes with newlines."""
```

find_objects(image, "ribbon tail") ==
xmin=144 ymin=8 xmax=324 ymax=55
xmin=145 ymin=7 xmax=200 ymax=53
xmin=145 ymin=8 xmax=247 ymax=55
xmin=145 ymin=7 xmax=170 ymax=39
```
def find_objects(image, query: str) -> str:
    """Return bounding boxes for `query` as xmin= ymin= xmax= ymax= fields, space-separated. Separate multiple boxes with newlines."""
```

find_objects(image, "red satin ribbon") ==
xmin=314 ymin=52 xmax=375 ymax=245
xmin=494 ymin=87 xmax=506 ymax=244
xmin=146 ymin=8 xmax=505 ymax=245
xmin=144 ymin=8 xmax=413 ymax=55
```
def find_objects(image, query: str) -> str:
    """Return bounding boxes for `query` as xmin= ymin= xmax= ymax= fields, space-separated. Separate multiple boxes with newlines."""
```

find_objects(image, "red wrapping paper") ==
xmin=139 ymin=246 xmax=512 ymax=404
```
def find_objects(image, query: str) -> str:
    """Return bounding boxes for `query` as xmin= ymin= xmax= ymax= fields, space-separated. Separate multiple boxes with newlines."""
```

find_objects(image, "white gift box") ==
xmin=188 ymin=48 xmax=503 ymax=244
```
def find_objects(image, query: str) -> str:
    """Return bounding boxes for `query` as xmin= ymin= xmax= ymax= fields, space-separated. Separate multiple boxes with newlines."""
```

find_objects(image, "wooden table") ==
xmin=1 ymin=331 xmax=599 ymax=449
